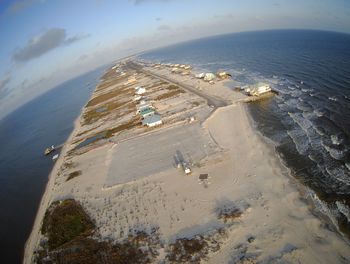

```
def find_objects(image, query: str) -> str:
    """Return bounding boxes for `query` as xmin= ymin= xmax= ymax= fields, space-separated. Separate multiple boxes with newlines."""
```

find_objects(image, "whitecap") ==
xmin=325 ymin=166 xmax=350 ymax=185
xmin=336 ymin=201 xmax=350 ymax=222
xmin=288 ymin=112 xmax=313 ymax=134
xmin=314 ymin=109 xmax=324 ymax=117
xmin=323 ymin=145 xmax=347 ymax=160
xmin=287 ymin=129 xmax=309 ymax=155
xmin=301 ymin=88 xmax=313 ymax=93
xmin=331 ymin=134 xmax=341 ymax=145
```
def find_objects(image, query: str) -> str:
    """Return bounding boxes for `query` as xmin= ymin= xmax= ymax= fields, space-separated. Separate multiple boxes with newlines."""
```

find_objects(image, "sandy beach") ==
xmin=24 ymin=60 xmax=350 ymax=263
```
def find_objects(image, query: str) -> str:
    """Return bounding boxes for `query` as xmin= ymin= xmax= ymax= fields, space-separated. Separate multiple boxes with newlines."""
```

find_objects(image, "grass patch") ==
xmin=217 ymin=205 xmax=243 ymax=223
xmin=41 ymin=199 xmax=95 ymax=250
xmin=104 ymin=117 xmax=141 ymax=139
xmin=36 ymin=238 xmax=152 ymax=264
xmin=61 ymin=161 xmax=76 ymax=170
xmin=146 ymin=81 xmax=166 ymax=89
xmin=97 ymin=72 xmax=130 ymax=92
xmin=86 ymin=86 xmax=133 ymax=108
xmin=167 ymin=236 xmax=208 ymax=263
xmin=74 ymin=116 xmax=140 ymax=151
xmin=166 ymin=85 xmax=179 ymax=90
xmin=76 ymin=126 xmax=100 ymax=137
xmin=155 ymin=89 xmax=185 ymax=101
xmin=66 ymin=170 xmax=82 ymax=181
xmin=83 ymin=94 xmax=135 ymax=125
xmin=36 ymin=218 xmax=160 ymax=264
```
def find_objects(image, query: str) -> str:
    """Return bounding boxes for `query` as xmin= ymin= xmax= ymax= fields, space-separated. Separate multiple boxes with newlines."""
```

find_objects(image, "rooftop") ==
xmin=139 ymin=107 xmax=155 ymax=115
xmin=142 ymin=114 xmax=162 ymax=125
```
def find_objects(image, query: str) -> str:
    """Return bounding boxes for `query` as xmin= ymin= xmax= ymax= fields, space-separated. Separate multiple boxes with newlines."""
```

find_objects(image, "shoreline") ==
xmin=24 ymin=60 xmax=350 ymax=263
xmin=245 ymin=102 xmax=350 ymax=240
xmin=22 ymin=68 xmax=104 ymax=262
xmin=23 ymin=109 xmax=84 ymax=262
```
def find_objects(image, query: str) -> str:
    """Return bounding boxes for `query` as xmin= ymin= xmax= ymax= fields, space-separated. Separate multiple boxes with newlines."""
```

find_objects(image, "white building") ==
xmin=136 ymin=101 xmax=153 ymax=113
xmin=249 ymin=84 xmax=271 ymax=96
xmin=142 ymin=114 xmax=162 ymax=127
xmin=195 ymin=73 xmax=205 ymax=79
xmin=204 ymin=73 xmax=216 ymax=81
xmin=135 ymin=87 xmax=146 ymax=95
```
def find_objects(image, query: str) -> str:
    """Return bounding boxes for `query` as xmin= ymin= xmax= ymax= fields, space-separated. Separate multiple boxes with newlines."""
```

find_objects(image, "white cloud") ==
xmin=12 ymin=28 xmax=89 ymax=62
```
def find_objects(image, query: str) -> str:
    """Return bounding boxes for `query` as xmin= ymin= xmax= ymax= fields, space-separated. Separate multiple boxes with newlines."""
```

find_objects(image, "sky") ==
xmin=0 ymin=0 xmax=349 ymax=119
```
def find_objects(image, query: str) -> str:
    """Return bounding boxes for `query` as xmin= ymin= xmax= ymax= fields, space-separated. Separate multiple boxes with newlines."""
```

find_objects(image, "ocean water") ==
xmin=140 ymin=30 xmax=350 ymax=237
xmin=0 ymin=66 xmax=104 ymax=263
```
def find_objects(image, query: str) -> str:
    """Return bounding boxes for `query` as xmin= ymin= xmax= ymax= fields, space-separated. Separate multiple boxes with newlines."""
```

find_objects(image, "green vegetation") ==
xmin=66 ymin=170 xmax=82 ymax=181
xmin=166 ymin=84 xmax=180 ymax=90
xmin=103 ymin=117 xmax=141 ymax=139
xmin=41 ymin=199 xmax=95 ymax=250
xmin=155 ymin=89 xmax=185 ymax=101
xmin=83 ymin=98 xmax=135 ymax=125
xmin=37 ymin=203 xmax=160 ymax=264
xmin=217 ymin=206 xmax=242 ymax=223
xmin=167 ymin=236 xmax=208 ymax=263
xmin=36 ymin=237 xmax=152 ymax=264
xmin=86 ymin=86 xmax=133 ymax=108
xmin=73 ymin=116 xmax=141 ymax=153
xmin=97 ymin=72 xmax=130 ymax=92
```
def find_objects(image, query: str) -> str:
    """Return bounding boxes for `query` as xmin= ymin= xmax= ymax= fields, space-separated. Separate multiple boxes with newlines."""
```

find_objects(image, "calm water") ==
xmin=0 ymin=66 xmax=104 ymax=263
xmin=140 ymin=30 xmax=350 ymax=237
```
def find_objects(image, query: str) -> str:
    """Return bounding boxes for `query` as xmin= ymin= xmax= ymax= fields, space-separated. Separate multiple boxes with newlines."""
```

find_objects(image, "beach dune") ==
xmin=23 ymin=60 xmax=350 ymax=263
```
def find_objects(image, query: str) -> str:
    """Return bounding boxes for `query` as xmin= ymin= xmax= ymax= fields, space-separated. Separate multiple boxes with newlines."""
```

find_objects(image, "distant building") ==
xmin=217 ymin=71 xmax=232 ymax=79
xmin=171 ymin=67 xmax=180 ymax=73
xmin=248 ymin=83 xmax=271 ymax=96
xmin=142 ymin=114 xmax=162 ymax=127
xmin=135 ymin=87 xmax=146 ymax=95
xmin=204 ymin=73 xmax=216 ymax=81
xmin=195 ymin=73 xmax=205 ymax=79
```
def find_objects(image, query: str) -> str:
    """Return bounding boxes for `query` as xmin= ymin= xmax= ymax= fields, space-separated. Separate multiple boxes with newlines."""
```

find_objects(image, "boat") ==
xmin=52 ymin=154 xmax=59 ymax=161
xmin=44 ymin=145 xmax=55 ymax=155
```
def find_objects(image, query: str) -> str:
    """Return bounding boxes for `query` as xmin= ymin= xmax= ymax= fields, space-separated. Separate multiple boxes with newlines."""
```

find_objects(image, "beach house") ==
xmin=142 ymin=114 xmax=163 ymax=127
xmin=136 ymin=101 xmax=153 ymax=114
xmin=204 ymin=73 xmax=216 ymax=81
xmin=135 ymin=87 xmax=146 ymax=95
xmin=248 ymin=83 xmax=271 ymax=96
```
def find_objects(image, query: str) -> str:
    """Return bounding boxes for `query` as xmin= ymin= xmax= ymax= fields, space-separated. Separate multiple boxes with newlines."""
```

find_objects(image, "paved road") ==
xmin=126 ymin=61 xmax=229 ymax=108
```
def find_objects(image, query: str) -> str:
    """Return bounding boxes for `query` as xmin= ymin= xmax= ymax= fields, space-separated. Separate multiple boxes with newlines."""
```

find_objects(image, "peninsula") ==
xmin=24 ymin=60 xmax=350 ymax=263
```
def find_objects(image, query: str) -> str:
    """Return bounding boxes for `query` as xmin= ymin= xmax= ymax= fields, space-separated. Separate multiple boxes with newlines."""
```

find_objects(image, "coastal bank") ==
xmin=24 ymin=60 xmax=350 ymax=263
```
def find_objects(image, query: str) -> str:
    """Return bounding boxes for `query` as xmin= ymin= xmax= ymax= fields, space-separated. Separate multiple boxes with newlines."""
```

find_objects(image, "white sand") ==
xmin=23 ymin=64 xmax=350 ymax=263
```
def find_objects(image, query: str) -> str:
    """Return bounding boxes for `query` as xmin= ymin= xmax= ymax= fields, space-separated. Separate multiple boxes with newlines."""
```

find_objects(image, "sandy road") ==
xmin=126 ymin=61 xmax=229 ymax=109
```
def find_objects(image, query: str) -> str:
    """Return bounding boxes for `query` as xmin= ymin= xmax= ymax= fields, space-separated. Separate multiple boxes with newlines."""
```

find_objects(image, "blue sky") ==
xmin=0 ymin=0 xmax=349 ymax=119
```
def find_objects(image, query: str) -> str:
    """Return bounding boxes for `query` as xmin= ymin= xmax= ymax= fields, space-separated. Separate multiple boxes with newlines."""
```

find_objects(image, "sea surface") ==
xmin=140 ymin=30 xmax=350 ymax=237
xmin=1 ymin=30 xmax=350 ymax=263
xmin=0 ymin=66 xmax=104 ymax=263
